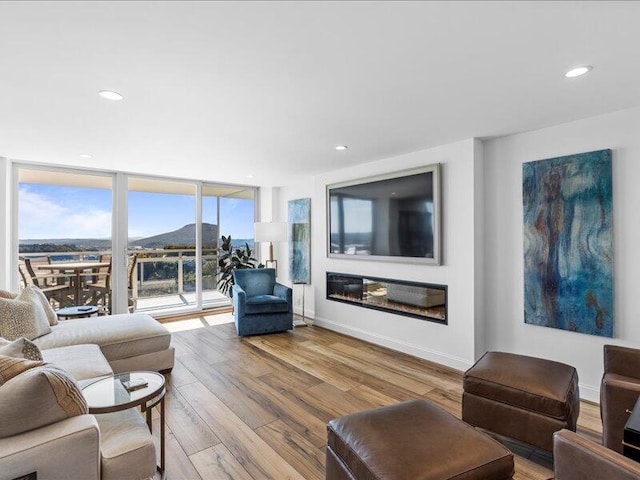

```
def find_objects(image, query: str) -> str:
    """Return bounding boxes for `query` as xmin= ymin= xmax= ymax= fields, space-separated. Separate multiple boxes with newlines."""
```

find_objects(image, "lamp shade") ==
xmin=254 ymin=222 xmax=287 ymax=243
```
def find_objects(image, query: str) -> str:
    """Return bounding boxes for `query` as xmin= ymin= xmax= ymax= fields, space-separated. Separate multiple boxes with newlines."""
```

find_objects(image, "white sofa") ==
xmin=0 ymin=313 xmax=174 ymax=480
xmin=34 ymin=312 xmax=175 ymax=375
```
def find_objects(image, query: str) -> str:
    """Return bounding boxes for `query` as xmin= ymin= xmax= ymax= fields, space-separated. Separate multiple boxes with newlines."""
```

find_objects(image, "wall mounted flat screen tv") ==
xmin=327 ymin=164 xmax=441 ymax=265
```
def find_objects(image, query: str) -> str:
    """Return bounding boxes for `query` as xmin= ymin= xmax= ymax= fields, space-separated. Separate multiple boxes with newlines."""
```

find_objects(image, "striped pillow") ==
xmin=0 ymin=359 xmax=88 ymax=438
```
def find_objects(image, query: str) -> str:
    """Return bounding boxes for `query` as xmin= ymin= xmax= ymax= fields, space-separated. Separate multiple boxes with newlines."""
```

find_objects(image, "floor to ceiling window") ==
xmin=127 ymin=178 xmax=198 ymax=315
xmin=17 ymin=167 xmax=114 ymax=313
xmin=202 ymin=185 xmax=256 ymax=305
xmin=14 ymin=165 xmax=257 ymax=317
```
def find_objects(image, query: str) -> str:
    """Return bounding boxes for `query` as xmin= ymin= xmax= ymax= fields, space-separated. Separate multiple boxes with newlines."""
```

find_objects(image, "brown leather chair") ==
xmin=554 ymin=429 xmax=640 ymax=480
xmin=601 ymin=345 xmax=640 ymax=453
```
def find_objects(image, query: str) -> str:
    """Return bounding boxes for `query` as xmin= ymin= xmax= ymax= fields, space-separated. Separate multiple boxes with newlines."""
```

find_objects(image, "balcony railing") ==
xmin=19 ymin=248 xmax=227 ymax=314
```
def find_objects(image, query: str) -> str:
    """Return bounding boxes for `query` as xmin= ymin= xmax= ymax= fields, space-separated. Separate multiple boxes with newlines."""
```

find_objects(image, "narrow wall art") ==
xmin=288 ymin=198 xmax=311 ymax=284
xmin=522 ymin=149 xmax=613 ymax=337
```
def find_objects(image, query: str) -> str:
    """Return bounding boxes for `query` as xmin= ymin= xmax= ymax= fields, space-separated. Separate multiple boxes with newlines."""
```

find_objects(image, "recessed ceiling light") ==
xmin=98 ymin=90 xmax=123 ymax=101
xmin=565 ymin=66 xmax=593 ymax=78
xmin=246 ymin=175 xmax=254 ymax=179
xmin=79 ymin=153 xmax=93 ymax=159
xmin=335 ymin=145 xmax=348 ymax=151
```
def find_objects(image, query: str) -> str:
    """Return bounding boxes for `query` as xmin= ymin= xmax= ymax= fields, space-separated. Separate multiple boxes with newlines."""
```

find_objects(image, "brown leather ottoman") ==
xmin=462 ymin=351 xmax=580 ymax=452
xmin=326 ymin=399 xmax=514 ymax=480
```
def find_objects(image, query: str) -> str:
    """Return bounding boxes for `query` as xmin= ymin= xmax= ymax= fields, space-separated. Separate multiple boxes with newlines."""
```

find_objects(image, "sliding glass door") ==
xmin=16 ymin=167 xmax=114 ymax=313
xmin=14 ymin=165 xmax=257 ymax=317
xmin=127 ymin=178 xmax=197 ymax=316
xmin=202 ymin=185 xmax=256 ymax=308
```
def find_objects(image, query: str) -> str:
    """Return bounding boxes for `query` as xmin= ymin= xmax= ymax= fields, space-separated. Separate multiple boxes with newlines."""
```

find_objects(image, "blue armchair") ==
xmin=231 ymin=268 xmax=293 ymax=336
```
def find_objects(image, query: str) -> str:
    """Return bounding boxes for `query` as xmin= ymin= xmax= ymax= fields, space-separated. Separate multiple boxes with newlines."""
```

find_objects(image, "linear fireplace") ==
xmin=326 ymin=272 xmax=447 ymax=324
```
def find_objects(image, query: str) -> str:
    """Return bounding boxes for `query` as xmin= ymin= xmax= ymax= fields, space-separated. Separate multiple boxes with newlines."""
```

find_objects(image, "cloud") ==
xmin=19 ymin=187 xmax=112 ymax=239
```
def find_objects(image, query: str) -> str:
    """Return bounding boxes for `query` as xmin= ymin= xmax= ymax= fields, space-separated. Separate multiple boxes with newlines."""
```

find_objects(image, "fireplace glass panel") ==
xmin=327 ymin=272 xmax=447 ymax=324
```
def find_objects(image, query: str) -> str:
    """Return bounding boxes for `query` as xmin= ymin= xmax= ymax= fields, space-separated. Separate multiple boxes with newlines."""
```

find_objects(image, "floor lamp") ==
xmin=254 ymin=221 xmax=287 ymax=275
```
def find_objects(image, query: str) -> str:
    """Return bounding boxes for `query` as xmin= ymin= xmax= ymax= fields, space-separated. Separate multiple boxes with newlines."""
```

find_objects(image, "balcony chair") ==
xmin=127 ymin=254 xmax=138 ymax=313
xmin=231 ymin=268 xmax=292 ymax=336
xmin=20 ymin=259 xmax=72 ymax=308
xmin=86 ymin=254 xmax=112 ymax=313
xmin=601 ymin=345 xmax=640 ymax=453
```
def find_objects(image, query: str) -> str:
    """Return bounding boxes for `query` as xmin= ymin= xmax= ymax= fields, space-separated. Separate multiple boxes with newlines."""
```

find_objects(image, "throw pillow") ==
xmin=0 ymin=288 xmax=51 ymax=341
xmin=0 ymin=354 xmax=44 ymax=386
xmin=23 ymin=285 xmax=58 ymax=326
xmin=0 ymin=362 xmax=88 ymax=438
xmin=0 ymin=337 xmax=44 ymax=361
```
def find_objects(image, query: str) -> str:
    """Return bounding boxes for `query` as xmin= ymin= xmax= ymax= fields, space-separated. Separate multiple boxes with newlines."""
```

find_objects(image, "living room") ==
xmin=2 ymin=2 xmax=640 ymax=480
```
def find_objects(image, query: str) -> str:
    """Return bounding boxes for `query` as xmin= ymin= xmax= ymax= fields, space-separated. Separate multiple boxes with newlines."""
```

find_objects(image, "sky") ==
xmin=19 ymin=183 xmax=255 ymax=240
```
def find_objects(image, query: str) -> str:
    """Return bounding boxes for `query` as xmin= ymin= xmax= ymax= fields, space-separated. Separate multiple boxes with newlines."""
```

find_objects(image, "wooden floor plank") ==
xmin=163 ymin=387 xmax=220 ymax=456
xmin=153 ymin=323 xmax=603 ymax=480
xmin=151 ymin=419 xmax=203 ymax=480
xmin=176 ymin=329 xmax=229 ymax=364
xmin=217 ymin=361 xmax=328 ymax=448
xmin=180 ymin=352 xmax=278 ymax=430
xmin=303 ymin=340 xmax=435 ymax=395
xmin=165 ymin=357 xmax=198 ymax=388
xmin=245 ymin=336 xmax=360 ymax=391
xmin=179 ymin=381 xmax=305 ymax=480
xmin=190 ymin=444 xmax=254 ymax=480
xmin=330 ymin=341 xmax=462 ymax=394
xmin=256 ymin=419 xmax=326 ymax=480
xmin=347 ymin=384 xmax=402 ymax=408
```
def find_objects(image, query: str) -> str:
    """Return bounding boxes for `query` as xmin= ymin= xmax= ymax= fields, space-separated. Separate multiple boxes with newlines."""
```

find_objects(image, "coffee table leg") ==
xmin=146 ymin=405 xmax=152 ymax=431
xmin=160 ymin=396 xmax=165 ymax=472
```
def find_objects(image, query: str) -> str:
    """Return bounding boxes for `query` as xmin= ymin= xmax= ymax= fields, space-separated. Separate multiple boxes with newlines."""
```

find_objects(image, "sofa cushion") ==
xmin=96 ymin=408 xmax=157 ymax=480
xmin=0 ymin=337 xmax=43 ymax=361
xmin=245 ymin=294 xmax=289 ymax=314
xmin=0 ymin=354 xmax=43 ymax=385
xmin=25 ymin=285 xmax=59 ymax=326
xmin=0 ymin=363 xmax=88 ymax=438
xmin=34 ymin=313 xmax=171 ymax=362
xmin=0 ymin=288 xmax=51 ymax=340
xmin=234 ymin=269 xmax=276 ymax=296
xmin=42 ymin=344 xmax=113 ymax=386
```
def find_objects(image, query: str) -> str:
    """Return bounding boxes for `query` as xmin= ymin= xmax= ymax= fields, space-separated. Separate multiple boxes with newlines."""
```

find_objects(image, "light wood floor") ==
xmin=153 ymin=320 xmax=602 ymax=479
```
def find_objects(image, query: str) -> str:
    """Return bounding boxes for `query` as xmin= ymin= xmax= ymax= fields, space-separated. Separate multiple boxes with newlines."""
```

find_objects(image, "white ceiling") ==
xmin=1 ymin=1 xmax=639 ymax=187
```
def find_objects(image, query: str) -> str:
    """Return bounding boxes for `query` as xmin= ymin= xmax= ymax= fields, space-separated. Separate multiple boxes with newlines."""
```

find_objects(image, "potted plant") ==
xmin=215 ymin=235 xmax=263 ymax=295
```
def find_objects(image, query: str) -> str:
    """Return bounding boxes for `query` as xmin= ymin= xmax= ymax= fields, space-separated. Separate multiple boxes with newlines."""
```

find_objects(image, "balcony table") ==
xmin=38 ymin=262 xmax=110 ymax=305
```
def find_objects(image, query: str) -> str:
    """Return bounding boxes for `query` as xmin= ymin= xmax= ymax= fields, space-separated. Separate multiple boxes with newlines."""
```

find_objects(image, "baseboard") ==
xmin=313 ymin=316 xmax=473 ymax=372
xmin=579 ymin=383 xmax=600 ymax=404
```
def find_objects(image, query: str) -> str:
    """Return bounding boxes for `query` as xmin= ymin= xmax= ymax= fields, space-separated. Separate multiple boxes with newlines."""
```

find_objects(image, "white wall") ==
xmin=308 ymin=138 xmax=482 ymax=371
xmin=0 ymin=157 xmax=9 ymax=291
xmin=484 ymin=106 xmax=640 ymax=402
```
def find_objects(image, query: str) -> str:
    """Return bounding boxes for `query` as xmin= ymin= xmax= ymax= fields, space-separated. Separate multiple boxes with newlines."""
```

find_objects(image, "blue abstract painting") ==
xmin=522 ymin=149 xmax=614 ymax=337
xmin=288 ymin=198 xmax=311 ymax=284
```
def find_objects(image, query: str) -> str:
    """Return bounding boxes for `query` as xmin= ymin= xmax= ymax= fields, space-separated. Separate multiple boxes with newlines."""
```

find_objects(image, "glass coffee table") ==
xmin=82 ymin=371 xmax=166 ymax=474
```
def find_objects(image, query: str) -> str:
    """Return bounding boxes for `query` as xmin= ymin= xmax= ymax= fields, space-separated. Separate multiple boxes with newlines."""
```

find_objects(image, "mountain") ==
xmin=131 ymin=223 xmax=218 ymax=248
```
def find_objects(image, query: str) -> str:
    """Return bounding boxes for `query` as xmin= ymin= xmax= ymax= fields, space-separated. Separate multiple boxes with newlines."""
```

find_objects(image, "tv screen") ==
xmin=327 ymin=165 xmax=441 ymax=264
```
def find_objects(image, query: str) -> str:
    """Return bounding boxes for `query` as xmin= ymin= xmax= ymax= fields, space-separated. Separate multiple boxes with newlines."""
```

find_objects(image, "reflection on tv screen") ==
xmin=329 ymin=170 xmax=435 ymax=259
